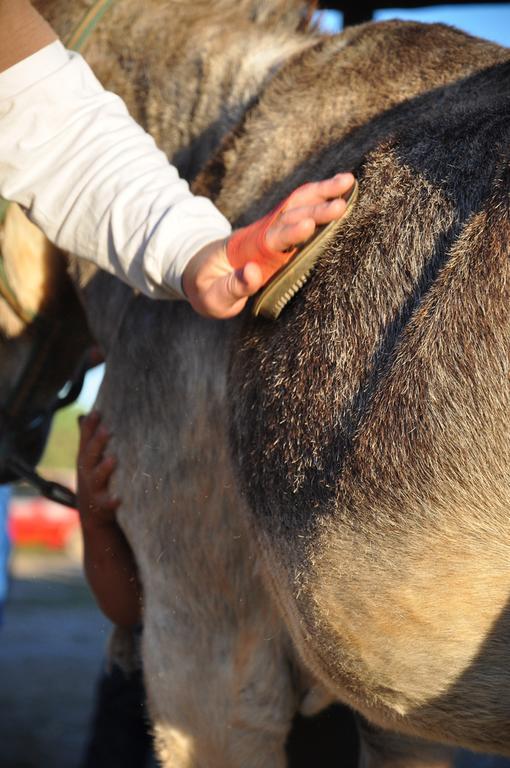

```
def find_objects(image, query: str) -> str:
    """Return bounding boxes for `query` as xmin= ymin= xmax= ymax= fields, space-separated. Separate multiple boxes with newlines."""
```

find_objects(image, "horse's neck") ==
xmin=34 ymin=0 xmax=313 ymax=181
xmin=67 ymin=260 xmax=132 ymax=355
xmin=155 ymin=32 xmax=314 ymax=181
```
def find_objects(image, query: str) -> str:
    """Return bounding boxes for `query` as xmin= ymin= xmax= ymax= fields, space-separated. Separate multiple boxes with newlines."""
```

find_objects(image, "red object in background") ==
xmin=8 ymin=496 xmax=79 ymax=550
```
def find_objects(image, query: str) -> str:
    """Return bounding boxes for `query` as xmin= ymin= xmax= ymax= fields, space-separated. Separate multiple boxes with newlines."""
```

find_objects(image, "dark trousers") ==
xmin=81 ymin=663 xmax=153 ymax=768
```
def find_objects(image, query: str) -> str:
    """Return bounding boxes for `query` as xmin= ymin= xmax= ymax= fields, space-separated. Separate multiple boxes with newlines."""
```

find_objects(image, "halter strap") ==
xmin=66 ymin=0 xmax=116 ymax=53
xmin=0 ymin=198 xmax=8 ymax=226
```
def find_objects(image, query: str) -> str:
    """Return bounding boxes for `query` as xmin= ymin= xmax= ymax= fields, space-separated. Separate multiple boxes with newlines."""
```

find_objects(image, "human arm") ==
xmin=0 ymin=3 xmax=355 ymax=317
xmin=0 ymin=1 xmax=56 ymax=71
xmin=77 ymin=411 xmax=142 ymax=629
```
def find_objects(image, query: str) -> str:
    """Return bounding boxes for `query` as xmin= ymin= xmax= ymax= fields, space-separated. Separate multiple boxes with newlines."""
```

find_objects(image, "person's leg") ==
xmin=0 ymin=2 xmax=56 ymax=72
xmin=81 ymin=661 xmax=153 ymax=768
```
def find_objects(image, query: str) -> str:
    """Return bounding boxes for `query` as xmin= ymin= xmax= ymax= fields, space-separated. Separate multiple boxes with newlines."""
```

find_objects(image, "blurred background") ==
xmin=1 ymin=4 xmax=510 ymax=767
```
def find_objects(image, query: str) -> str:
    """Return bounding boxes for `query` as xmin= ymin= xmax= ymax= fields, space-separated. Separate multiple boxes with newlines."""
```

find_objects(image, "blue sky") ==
xmin=319 ymin=4 xmax=510 ymax=45
xmin=79 ymin=3 xmax=510 ymax=410
xmin=78 ymin=365 xmax=104 ymax=410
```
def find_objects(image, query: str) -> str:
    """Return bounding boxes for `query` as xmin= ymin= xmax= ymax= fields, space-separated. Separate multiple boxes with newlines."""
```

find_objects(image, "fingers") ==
xmin=269 ymin=217 xmax=315 ymax=252
xmin=266 ymin=196 xmax=349 ymax=252
xmin=264 ymin=173 xmax=356 ymax=253
xmin=91 ymin=454 xmax=117 ymax=493
xmin=78 ymin=450 xmax=120 ymax=518
xmin=227 ymin=262 xmax=264 ymax=299
xmin=191 ymin=260 xmax=264 ymax=319
xmin=83 ymin=425 xmax=110 ymax=471
xmin=287 ymin=173 xmax=355 ymax=208
xmin=280 ymin=196 xmax=347 ymax=227
xmin=78 ymin=411 xmax=113 ymax=471
xmin=78 ymin=410 xmax=100 ymax=450
xmin=86 ymin=492 xmax=121 ymax=514
xmin=270 ymin=197 xmax=347 ymax=251
xmin=77 ymin=411 xmax=120 ymax=521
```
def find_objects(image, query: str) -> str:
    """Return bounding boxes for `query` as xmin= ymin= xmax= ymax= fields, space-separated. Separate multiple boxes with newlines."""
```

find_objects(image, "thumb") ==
xmin=206 ymin=264 xmax=264 ymax=318
xmin=224 ymin=263 xmax=264 ymax=301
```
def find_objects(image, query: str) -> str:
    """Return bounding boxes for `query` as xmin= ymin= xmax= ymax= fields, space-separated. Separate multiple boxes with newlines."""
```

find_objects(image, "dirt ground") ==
xmin=1 ymin=548 xmax=509 ymax=768
xmin=0 ymin=549 xmax=110 ymax=768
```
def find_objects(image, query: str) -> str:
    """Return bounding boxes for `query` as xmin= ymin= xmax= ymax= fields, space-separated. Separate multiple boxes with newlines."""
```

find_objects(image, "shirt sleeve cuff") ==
xmin=145 ymin=196 xmax=232 ymax=299
xmin=0 ymin=40 xmax=70 ymax=100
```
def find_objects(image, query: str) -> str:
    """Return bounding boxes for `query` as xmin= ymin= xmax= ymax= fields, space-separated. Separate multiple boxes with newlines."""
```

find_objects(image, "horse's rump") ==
xmin=227 ymin=20 xmax=510 ymax=751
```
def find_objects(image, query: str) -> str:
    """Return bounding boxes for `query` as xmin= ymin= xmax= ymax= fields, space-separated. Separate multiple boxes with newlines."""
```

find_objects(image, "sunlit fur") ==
xmin=0 ymin=203 xmax=63 ymax=337
xmin=0 ymin=203 xmax=90 ymax=416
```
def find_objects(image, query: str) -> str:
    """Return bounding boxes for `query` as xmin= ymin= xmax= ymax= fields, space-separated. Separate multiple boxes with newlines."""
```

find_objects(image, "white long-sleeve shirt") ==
xmin=0 ymin=41 xmax=232 ymax=299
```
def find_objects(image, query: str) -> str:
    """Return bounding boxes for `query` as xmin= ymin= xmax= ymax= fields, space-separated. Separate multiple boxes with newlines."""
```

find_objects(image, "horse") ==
xmin=1 ymin=1 xmax=509 ymax=765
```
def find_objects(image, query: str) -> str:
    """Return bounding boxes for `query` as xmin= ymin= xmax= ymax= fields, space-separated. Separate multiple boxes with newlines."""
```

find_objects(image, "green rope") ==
xmin=66 ymin=0 xmax=116 ymax=52
xmin=0 ymin=197 xmax=9 ymax=226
